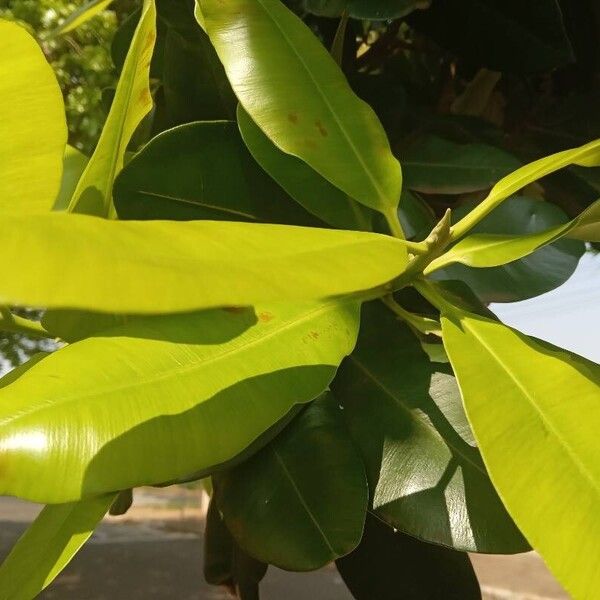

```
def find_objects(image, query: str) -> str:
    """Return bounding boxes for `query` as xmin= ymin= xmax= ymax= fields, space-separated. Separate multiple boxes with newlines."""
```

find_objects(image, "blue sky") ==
xmin=492 ymin=250 xmax=600 ymax=364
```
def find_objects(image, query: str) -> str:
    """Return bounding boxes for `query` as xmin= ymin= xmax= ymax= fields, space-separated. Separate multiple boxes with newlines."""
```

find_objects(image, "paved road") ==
xmin=0 ymin=490 xmax=568 ymax=599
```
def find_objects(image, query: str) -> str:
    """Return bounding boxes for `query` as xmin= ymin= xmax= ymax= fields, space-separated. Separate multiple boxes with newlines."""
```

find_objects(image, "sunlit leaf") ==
xmin=50 ymin=0 xmax=115 ymax=37
xmin=0 ymin=20 xmax=67 ymax=214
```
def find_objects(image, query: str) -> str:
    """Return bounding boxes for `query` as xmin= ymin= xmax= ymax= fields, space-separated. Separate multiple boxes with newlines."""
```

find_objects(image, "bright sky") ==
xmin=492 ymin=251 xmax=600 ymax=364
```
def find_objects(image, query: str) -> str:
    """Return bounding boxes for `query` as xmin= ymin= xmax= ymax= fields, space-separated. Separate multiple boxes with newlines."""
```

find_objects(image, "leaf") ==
xmin=0 ymin=301 xmax=360 ymax=503
xmin=237 ymin=106 xmax=372 ymax=231
xmin=401 ymin=135 xmax=521 ymax=195
xmin=408 ymin=0 xmax=573 ymax=73
xmin=336 ymin=514 xmax=481 ymax=600
xmin=53 ymin=146 xmax=89 ymax=211
xmin=204 ymin=494 xmax=268 ymax=595
xmin=0 ymin=494 xmax=115 ymax=599
xmin=197 ymin=0 xmax=402 ymax=217
xmin=50 ymin=0 xmax=115 ymax=37
xmin=1 ymin=213 xmax=407 ymax=313
xmin=427 ymin=199 xmax=600 ymax=273
xmin=434 ymin=197 xmax=585 ymax=303
xmin=441 ymin=304 xmax=600 ymax=599
xmin=68 ymin=0 xmax=156 ymax=217
xmin=450 ymin=138 xmax=600 ymax=240
xmin=113 ymin=121 xmax=318 ymax=225
xmin=305 ymin=0 xmax=431 ymax=19
xmin=0 ymin=20 xmax=67 ymax=214
xmin=332 ymin=302 xmax=527 ymax=553
xmin=214 ymin=394 xmax=368 ymax=571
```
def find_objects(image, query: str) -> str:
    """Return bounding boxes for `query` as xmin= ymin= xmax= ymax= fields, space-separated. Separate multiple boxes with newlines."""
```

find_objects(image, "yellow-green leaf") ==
xmin=50 ymin=0 xmax=115 ymax=37
xmin=441 ymin=306 xmax=600 ymax=599
xmin=451 ymin=138 xmax=600 ymax=241
xmin=68 ymin=0 xmax=156 ymax=217
xmin=197 ymin=0 xmax=402 ymax=218
xmin=0 ymin=301 xmax=359 ymax=503
xmin=426 ymin=199 xmax=600 ymax=274
xmin=0 ymin=495 xmax=115 ymax=599
xmin=0 ymin=213 xmax=407 ymax=313
xmin=0 ymin=20 xmax=67 ymax=214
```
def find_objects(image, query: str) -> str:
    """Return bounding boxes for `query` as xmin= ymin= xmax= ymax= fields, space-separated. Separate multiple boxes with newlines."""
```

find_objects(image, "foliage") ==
xmin=0 ymin=0 xmax=599 ymax=599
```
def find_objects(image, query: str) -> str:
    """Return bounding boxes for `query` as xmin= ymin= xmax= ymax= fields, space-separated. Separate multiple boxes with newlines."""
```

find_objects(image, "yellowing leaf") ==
xmin=0 ymin=20 xmax=67 ymax=214
xmin=68 ymin=0 xmax=156 ymax=217
xmin=0 ymin=213 xmax=408 ymax=313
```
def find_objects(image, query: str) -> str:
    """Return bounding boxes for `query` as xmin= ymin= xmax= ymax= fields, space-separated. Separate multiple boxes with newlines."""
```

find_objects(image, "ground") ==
xmin=0 ymin=488 xmax=569 ymax=599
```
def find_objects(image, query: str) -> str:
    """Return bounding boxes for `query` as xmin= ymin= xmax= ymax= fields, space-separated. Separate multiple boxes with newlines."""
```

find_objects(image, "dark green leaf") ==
xmin=114 ymin=121 xmax=319 ymax=225
xmin=332 ymin=302 xmax=527 ymax=553
xmin=336 ymin=514 xmax=481 ymax=600
xmin=215 ymin=394 xmax=368 ymax=571
xmin=402 ymin=135 xmax=521 ymax=195
xmin=304 ymin=0 xmax=430 ymax=19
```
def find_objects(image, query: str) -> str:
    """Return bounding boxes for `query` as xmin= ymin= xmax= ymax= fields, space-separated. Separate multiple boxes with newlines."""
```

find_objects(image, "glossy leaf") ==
xmin=0 ymin=300 xmax=359 ymax=503
xmin=336 ymin=514 xmax=481 ymax=600
xmin=441 ymin=305 xmax=600 ymax=599
xmin=305 ymin=0 xmax=430 ymax=19
xmin=450 ymin=138 xmax=600 ymax=240
xmin=114 ymin=121 xmax=318 ymax=225
xmin=427 ymin=199 xmax=600 ymax=273
xmin=68 ymin=0 xmax=156 ymax=217
xmin=0 ymin=494 xmax=115 ymax=599
xmin=332 ymin=302 xmax=527 ymax=553
xmin=0 ymin=20 xmax=67 ymax=214
xmin=215 ymin=394 xmax=368 ymax=571
xmin=409 ymin=0 xmax=573 ymax=73
xmin=402 ymin=135 xmax=521 ymax=195
xmin=434 ymin=197 xmax=585 ymax=303
xmin=237 ymin=106 xmax=372 ymax=231
xmin=51 ymin=0 xmax=114 ymax=37
xmin=53 ymin=146 xmax=89 ymax=211
xmin=1 ymin=213 xmax=407 ymax=313
xmin=197 ymin=0 xmax=402 ymax=217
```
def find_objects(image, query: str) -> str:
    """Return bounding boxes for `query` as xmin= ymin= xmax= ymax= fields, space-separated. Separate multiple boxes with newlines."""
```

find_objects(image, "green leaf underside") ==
xmin=402 ymin=135 xmax=521 ymax=195
xmin=336 ymin=515 xmax=481 ymax=600
xmin=0 ymin=213 xmax=407 ymax=313
xmin=0 ymin=494 xmax=115 ymax=599
xmin=332 ymin=302 xmax=527 ymax=553
xmin=0 ymin=300 xmax=360 ymax=503
xmin=0 ymin=20 xmax=67 ymax=214
xmin=198 ymin=0 xmax=402 ymax=215
xmin=442 ymin=307 xmax=600 ymax=599
xmin=113 ymin=120 xmax=318 ymax=225
xmin=68 ymin=0 xmax=156 ymax=217
xmin=428 ymin=199 xmax=600 ymax=273
xmin=215 ymin=394 xmax=368 ymax=571
xmin=237 ymin=106 xmax=373 ymax=231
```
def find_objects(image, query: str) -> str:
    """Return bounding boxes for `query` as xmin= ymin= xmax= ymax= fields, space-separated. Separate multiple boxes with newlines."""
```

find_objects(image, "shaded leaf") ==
xmin=305 ymin=0 xmax=430 ymax=19
xmin=0 ymin=301 xmax=359 ymax=503
xmin=332 ymin=302 xmax=527 ymax=552
xmin=53 ymin=146 xmax=89 ymax=212
xmin=197 ymin=0 xmax=402 ymax=217
xmin=114 ymin=121 xmax=318 ymax=225
xmin=336 ymin=514 xmax=481 ymax=600
xmin=215 ymin=394 xmax=368 ymax=571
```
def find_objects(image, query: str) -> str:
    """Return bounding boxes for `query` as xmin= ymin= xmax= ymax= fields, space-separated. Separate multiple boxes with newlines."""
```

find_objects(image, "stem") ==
xmin=412 ymin=279 xmax=453 ymax=314
xmin=384 ymin=209 xmax=405 ymax=239
xmin=448 ymin=196 xmax=498 ymax=242
xmin=0 ymin=308 xmax=54 ymax=339
xmin=381 ymin=296 xmax=441 ymax=336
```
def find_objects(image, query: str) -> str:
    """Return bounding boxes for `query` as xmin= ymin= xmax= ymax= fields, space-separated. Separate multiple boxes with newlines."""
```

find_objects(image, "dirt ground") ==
xmin=0 ymin=488 xmax=569 ymax=599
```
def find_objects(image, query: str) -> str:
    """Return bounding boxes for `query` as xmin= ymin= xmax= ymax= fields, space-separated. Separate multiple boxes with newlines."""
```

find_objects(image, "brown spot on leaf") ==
xmin=315 ymin=120 xmax=328 ymax=137
xmin=309 ymin=331 xmax=320 ymax=339
xmin=258 ymin=312 xmax=274 ymax=323
xmin=288 ymin=113 xmax=299 ymax=124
